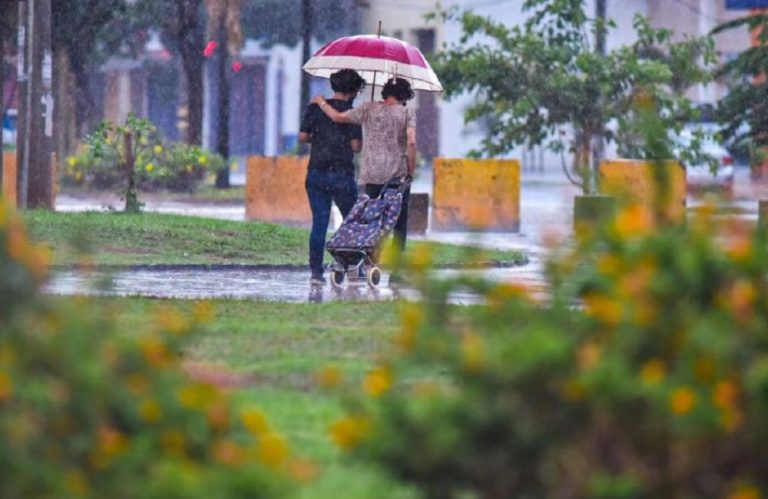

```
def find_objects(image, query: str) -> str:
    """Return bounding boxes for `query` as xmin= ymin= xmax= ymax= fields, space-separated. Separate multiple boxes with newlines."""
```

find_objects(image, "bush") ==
xmin=327 ymin=204 xmax=768 ymax=498
xmin=0 ymin=205 xmax=304 ymax=498
xmin=61 ymin=115 xmax=225 ymax=209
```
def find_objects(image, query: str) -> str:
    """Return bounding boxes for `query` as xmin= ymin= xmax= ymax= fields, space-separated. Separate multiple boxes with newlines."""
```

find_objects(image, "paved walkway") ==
xmin=47 ymin=166 xmax=761 ymax=303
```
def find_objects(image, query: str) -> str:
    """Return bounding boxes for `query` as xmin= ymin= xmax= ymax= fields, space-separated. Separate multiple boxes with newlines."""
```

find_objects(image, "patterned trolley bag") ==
xmin=325 ymin=176 xmax=409 ymax=288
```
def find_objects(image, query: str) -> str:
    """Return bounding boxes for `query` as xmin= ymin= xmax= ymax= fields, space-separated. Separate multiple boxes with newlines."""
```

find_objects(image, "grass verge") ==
xmin=104 ymin=296 xmax=419 ymax=498
xmin=26 ymin=210 xmax=527 ymax=267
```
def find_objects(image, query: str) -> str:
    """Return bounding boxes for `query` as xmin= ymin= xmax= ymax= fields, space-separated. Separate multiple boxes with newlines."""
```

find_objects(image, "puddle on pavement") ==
xmin=44 ymin=261 xmax=546 ymax=305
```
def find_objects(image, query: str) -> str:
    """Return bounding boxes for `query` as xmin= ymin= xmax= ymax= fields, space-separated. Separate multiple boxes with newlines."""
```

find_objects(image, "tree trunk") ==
xmin=53 ymin=48 xmax=76 ymax=161
xmin=214 ymin=18 xmax=230 ymax=188
xmin=573 ymin=130 xmax=593 ymax=195
xmin=179 ymin=33 xmax=204 ymax=146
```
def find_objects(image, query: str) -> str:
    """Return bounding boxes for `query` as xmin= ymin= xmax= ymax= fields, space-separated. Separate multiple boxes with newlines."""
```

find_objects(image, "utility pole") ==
xmin=299 ymin=0 xmax=312 ymax=154
xmin=28 ymin=0 xmax=53 ymax=208
xmin=17 ymin=0 xmax=31 ymax=209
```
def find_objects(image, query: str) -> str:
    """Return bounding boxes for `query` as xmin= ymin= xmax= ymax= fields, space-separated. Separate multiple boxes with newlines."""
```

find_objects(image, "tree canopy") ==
xmin=432 ymin=0 xmax=714 ymax=193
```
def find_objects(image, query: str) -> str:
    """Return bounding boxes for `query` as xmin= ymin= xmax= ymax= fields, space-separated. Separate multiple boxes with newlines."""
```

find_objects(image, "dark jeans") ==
xmin=365 ymin=183 xmax=411 ymax=252
xmin=306 ymin=169 xmax=357 ymax=277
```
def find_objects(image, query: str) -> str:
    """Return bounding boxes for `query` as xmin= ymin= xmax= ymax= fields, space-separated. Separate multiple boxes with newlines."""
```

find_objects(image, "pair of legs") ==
xmin=305 ymin=169 xmax=357 ymax=280
xmin=364 ymin=183 xmax=411 ymax=252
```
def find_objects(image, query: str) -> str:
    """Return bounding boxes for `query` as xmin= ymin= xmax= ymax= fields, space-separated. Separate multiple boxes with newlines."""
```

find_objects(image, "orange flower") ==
xmin=613 ymin=204 xmax=653 ymax=239
xmin=713 ymin=380 xmax=739 ymax=410
xmin=153 ymin=306 xmax=189 ymax=335
xmin=728 ymin=485 xmax=761 ymax=499
xmin=329 ymin=415 xmax=370 ymax=451
xmin=257 ymin=433 xmax=289 ymax=468
xmin=241 ymin=408 xmax=270 ymax=435
xmin=720 ymin=280 xmax=757 ymax=320
xmin=669 ymin=386 xmax=697 ymax=415
xmin=577 ymin=342 xmax=601 ymax=371
xmin=363 ymin=365 xmax=392 ymax=398
xmin=583 ymin=292 xmax=622 ymax=326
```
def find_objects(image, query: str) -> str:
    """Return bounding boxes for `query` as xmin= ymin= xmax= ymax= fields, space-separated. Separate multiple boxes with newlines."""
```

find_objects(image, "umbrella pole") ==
xmin=370 ymin=20 xmax=382 ymax=101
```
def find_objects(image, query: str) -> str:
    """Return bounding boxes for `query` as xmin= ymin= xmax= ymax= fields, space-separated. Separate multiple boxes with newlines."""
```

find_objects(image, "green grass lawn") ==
xmin=108 ymin=296 xmax=420 ymax=498
xmin=25 ymin=210 xmax=527 ymax=267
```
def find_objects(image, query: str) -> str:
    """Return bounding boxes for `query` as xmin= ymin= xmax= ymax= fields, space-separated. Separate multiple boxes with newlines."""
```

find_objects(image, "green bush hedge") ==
xmin=328 ymin=203 xmax=768 ymax=499
xmin=0 ymin=205 xmax=301 ymax=498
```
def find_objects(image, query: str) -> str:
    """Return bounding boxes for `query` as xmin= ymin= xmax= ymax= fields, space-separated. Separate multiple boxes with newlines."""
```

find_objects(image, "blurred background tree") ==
xmin=714 ymin=11 xmax=768 ymax=176
xmin=431 ymin=0 xmax=714 ymax=195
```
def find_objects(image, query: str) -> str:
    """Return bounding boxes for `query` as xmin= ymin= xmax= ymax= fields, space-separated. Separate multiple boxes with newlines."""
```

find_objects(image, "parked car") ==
xmin=674 ymin=129 xmax=735 ymax=191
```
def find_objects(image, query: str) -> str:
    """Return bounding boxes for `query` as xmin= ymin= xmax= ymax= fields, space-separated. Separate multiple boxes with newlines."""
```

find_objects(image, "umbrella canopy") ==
xmin=302 ymin=35 xmax=443 ymax=93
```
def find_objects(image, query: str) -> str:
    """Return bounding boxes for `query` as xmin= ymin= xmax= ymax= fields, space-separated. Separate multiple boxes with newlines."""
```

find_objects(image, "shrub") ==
xmin=61 ymin=116 xmax=224 ymax=211
xmin=0 ymin=205 xmax=304 ymax=498
xmin=327 ymin=204 xmax=768 ymax=498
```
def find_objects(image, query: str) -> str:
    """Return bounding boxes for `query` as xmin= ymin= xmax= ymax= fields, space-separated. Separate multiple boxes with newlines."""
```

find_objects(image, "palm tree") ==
xmin=205 ymin=0 xmax=243 ymax=188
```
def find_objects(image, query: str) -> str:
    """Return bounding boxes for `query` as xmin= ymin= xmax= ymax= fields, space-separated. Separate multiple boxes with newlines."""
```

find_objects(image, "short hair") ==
xmin=330 ymin=69 xmax=366 ymax=95
xmin=381 ymin=77 xmax=414 ymax=103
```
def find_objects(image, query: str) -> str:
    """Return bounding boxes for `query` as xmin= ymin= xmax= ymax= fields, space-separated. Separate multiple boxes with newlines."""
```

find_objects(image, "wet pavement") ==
xmin=47 ymin=166 xmax=761 ymax=303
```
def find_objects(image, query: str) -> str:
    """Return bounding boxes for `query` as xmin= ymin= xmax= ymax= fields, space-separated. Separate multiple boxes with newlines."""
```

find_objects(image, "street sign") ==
xmin=726 ymin=0 xmax=768 ymax=9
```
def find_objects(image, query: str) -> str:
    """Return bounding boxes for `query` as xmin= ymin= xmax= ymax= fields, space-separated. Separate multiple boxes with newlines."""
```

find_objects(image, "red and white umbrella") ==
xmin=302 ymin=34 xmax=443 ymax=93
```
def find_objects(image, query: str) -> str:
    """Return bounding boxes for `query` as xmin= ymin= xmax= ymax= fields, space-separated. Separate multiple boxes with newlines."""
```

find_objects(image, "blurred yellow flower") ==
xmin=7 ymin=222 xmax=30 ymax=261
xmin=0 ymin=371 xmax=13 ymax=400
xmin=713 ymin=380 xmax=739 ymax=410
xmin=67 ymin=157 xmax=77 ymax=167
xmin=577 ymin=342 xmax=601 ymax=371
xmin=669 ymin=386 xmax=697 ymax=415
xmin=154 ymin=144 xmax=163 ymax=155
xmin=97 ymin=426 xmax=128 ymax=456
xmin=198 ymin=155 xmax=208 ymax=165
xmin=363 ymin=365 xmax=392 ymax=397
xmin=145 ymin=163 xmax=155 ymax=172
xmin=230 ymin=161 xmax=239 ymax=172
xmin=139 ymin=337 xmax=170 ymax=368
xmin=329 ymin=415 xmax=370 ymax=450
xmin=0 ymin=345 xmax=16 ymax=366
xmin=614 ymin=204 xmax=653 ymax=239
xmin=139 ymin=136 xmax=149 ymax=146
xmin=241 ymin=408 xmax=270 ymax=435
xmin=728 ymin=486 xmax=761 ymax=499
xmin=720 ymin=280 xmax=757 ymax=320
xmin=640 ymin=359 xmax=666 ymax=385
xmin=461 ymin=332 xmax=486 ymax=372
xmin=75 ymin=171 xmax=83 ymax=181
xmin=154 ymin=306 xmax=189 ymax=335
xmin=257 ymin=433 xmax=289 ymax=468
xmin=583 ymin=292 xmax=622 ymax=326
xmin=138 ymin=398 xmax=163 ymax=423
xmin=176 ymin=383 xmax=215 ymax=409
xmin=316 ymin=364 xmax=343 ymax=389
xmin=186 ymin=164 xmax=194 ymax=172
xmin=192 ymin=300 xmax=215 ymax=323
xmin=596 ymin=254 xmax=622 ymax=277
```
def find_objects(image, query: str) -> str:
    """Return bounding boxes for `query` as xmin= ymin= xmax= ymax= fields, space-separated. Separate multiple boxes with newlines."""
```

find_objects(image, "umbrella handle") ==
xmin=370 ymin=20 xmax=382 ymax=102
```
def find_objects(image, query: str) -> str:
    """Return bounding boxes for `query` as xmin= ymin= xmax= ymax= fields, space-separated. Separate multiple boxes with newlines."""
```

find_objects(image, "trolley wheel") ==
xmin=366 ymin=266 xmax=382 ymax=288
xmin=330 ymin=270 xmax=345 ymax=288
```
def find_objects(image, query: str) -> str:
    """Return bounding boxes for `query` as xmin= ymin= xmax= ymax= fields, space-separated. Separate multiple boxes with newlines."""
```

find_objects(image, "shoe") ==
xmin=310 ymin=274 xmax=326 ymax=286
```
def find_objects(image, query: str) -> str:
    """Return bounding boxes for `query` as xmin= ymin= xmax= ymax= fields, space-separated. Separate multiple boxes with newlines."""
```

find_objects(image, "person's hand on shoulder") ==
xmin=312 ymin=96 xmax=325 ymax=106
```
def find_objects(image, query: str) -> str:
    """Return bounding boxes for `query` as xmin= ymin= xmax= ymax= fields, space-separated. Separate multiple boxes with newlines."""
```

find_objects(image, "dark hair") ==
xmin=330 ymin=69 xmax=366 ymax=95
xmin=381 ymin=77 xmax=414 ymax=103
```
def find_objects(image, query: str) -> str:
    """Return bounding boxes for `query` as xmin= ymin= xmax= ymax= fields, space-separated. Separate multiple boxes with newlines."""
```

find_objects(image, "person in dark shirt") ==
xmin=299 ymin=69 xmax=365 ymax=285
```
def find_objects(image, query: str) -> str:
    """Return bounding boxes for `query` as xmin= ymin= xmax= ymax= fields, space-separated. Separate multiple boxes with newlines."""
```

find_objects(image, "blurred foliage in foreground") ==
xmin=0 ymin=204 xmax=308 ymax=498
xmin=325 ymin=198 xmax=768 ymax=498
